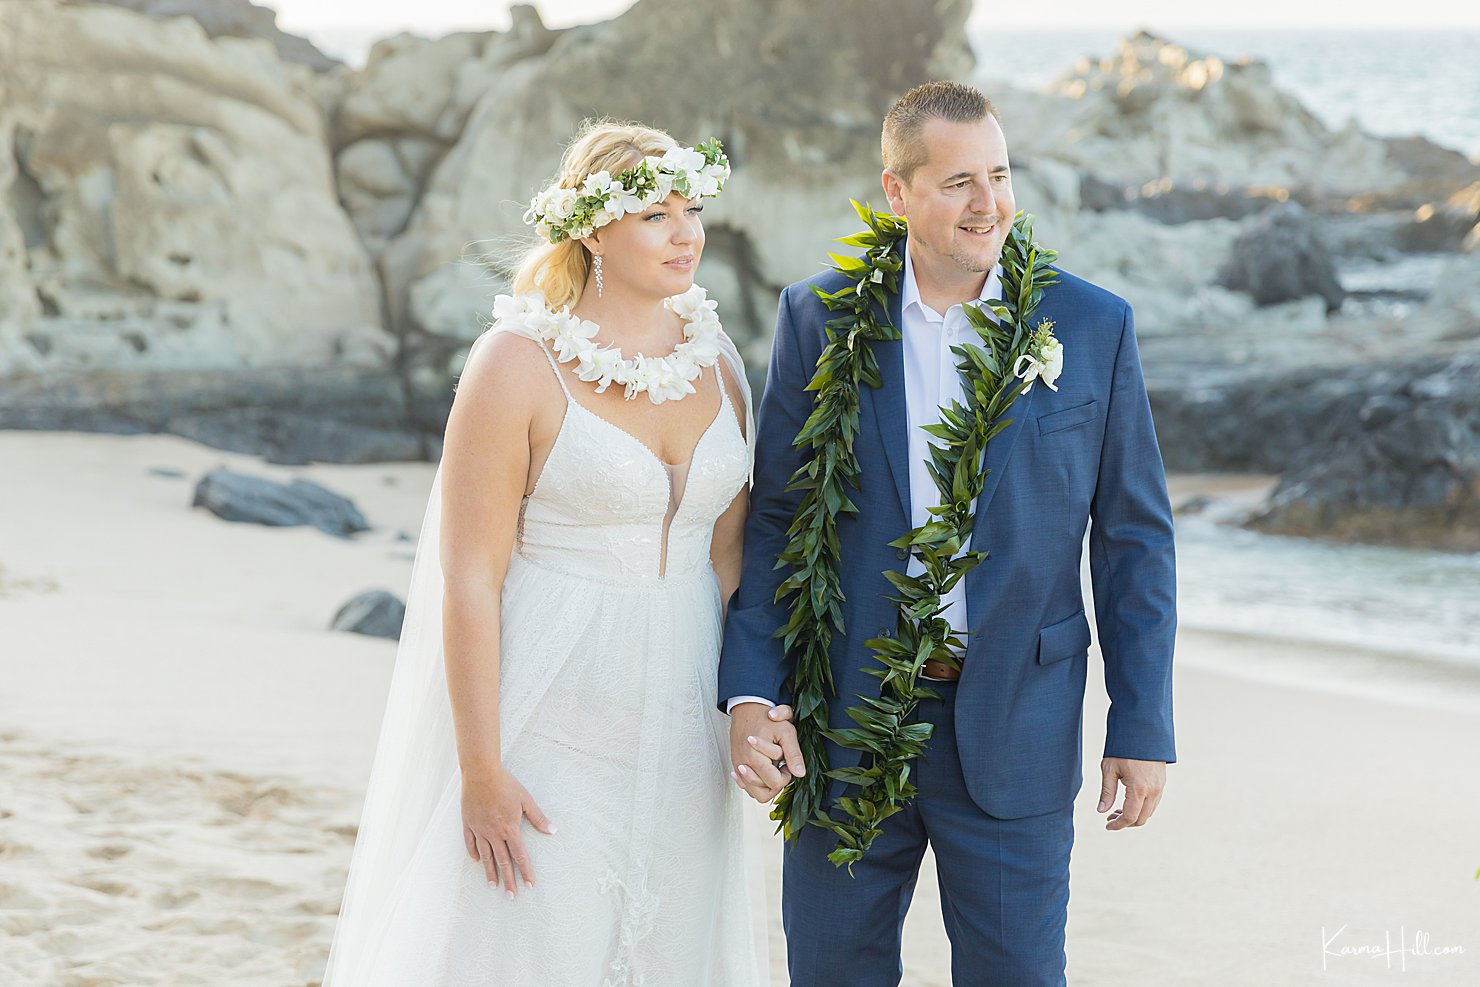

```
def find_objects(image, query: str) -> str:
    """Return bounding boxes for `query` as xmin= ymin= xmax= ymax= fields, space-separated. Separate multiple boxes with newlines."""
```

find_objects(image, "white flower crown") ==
xmin=522 ymin=138 xmax=731 ymax=244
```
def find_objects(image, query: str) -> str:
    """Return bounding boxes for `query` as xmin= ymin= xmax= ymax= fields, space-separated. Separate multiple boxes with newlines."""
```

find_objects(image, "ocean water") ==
xmin=1169 ymin=500 xmax=1480 ymax=709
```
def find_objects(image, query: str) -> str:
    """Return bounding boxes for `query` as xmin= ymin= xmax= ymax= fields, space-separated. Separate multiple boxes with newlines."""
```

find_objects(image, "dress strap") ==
xmin=713 ymin=359 xmax=731 ymax=411
xmin=534 ymin=338 xmax=575 ymax=401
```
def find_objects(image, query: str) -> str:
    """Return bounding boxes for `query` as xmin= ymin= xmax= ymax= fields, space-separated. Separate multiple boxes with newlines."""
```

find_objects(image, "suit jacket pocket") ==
xmin=1037 ymin=608 xmax=1092 ymax=664
xmin=1036 ymin=399 xmax=1099 ymax=436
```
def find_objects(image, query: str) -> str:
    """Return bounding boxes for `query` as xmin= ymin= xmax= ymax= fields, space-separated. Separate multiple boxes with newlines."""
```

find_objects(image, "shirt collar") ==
xmin=901 ymin=237 xmax=1002 ymax=324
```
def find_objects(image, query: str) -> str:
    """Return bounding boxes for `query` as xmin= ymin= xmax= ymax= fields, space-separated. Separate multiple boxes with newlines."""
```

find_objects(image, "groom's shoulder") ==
xmin=772 ymin=268 xmax=855 ymax=350
xmin=1043 ymin=264 xmax=1131 ymax=321
xmin=781 ymin=267 xmax=854 ymax=309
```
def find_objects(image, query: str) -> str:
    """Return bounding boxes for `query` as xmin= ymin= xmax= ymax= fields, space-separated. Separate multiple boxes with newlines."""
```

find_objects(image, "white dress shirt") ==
xmin=726 ymin=242 xmax=1004 ymax=714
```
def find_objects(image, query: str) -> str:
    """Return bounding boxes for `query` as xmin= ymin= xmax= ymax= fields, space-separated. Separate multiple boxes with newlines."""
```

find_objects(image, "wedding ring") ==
xmin=774 ymin=758 xmax=787 ymax=771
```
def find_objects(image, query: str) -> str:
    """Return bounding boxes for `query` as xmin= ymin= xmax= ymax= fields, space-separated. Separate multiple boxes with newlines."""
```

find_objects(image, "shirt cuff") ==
xmin=725 ymin=695 xmax=777 ymax=715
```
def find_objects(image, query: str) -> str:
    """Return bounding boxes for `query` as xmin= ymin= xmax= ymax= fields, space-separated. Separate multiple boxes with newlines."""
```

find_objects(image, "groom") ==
xmin=718 ymin=81 xmax=1177 ymax=985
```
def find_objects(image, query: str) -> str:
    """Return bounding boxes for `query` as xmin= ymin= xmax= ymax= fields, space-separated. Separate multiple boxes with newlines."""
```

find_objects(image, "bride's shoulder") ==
xmin=468 ymin=290 xmax=560 ymax=356
xmin=454 ymin=293 xmax=559 ymax=402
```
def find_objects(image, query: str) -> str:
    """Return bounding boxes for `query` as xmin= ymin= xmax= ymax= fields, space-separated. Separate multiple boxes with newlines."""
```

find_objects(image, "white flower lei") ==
xmin=522 ymin=139 xmax=731 ymax=244
xmin=490 ymin=284 xmax=725 ymax=404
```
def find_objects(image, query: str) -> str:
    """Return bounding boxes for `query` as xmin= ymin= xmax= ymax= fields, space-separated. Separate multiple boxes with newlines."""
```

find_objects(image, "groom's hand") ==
xmin=1097 ymin=757 xmax=1166 ymax=830
xmin=728 ymin=703 xmax=805 ymax=803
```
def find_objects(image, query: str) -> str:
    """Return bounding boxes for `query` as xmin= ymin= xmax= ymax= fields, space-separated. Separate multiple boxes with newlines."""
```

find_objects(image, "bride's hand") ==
xmin=729 ymin=703 xmax=805 ymax=804
xmin=460 ymin=764 xmax=556 ymax=900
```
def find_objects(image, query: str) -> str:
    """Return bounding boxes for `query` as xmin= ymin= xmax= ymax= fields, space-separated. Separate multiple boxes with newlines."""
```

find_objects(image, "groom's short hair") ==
xmin=882 ymin=81 xmax=1001 ymax=186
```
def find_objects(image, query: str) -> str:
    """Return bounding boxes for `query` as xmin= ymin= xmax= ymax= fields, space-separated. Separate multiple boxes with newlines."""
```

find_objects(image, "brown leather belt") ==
xmin=920 ymin=657 xmax=962 ymax=681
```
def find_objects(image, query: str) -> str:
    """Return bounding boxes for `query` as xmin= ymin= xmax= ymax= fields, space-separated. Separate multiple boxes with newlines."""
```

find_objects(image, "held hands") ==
xmin=460 ymin=763 xmax=556 ymax=900
xmin=1097 ymin=756 xmax=1166 ymax=830
xmin=728 ymin=703 xmax=806 ymax=804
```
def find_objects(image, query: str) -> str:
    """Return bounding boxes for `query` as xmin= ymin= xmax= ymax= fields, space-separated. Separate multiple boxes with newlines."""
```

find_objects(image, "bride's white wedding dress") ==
xmin=322 ymin=301 xmax=766 ymax=986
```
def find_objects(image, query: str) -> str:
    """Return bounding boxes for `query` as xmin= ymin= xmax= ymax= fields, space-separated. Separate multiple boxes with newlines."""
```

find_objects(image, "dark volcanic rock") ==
xmin=0 ymin=365 xmax=448 ymax=465
xmin=1150 ymin=370 xmax=1374 ymax=475
xmin=1379 ymin=135 xmax=1480 ymax=208
xmin=1152 ymin=355 xmax=1480 ymax=550
xmin=1398 ymin=181 xmax=1480 ymax=253
xmin=1216 ymin=354 xmax=1480 ymax=552
xmin=332 ymin=589 xmax=406 ymax=639
xmin=192 ymin=467 xmax=371 ymax=537
xmin=1081 ymin=174 xmax=1286 ymax=224
xmin=1214 ymin=202 xmax=1346 ymax=312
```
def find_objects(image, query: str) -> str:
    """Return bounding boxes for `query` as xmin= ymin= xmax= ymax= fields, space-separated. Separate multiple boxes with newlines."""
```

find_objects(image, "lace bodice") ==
xmin=515 ymin=338 xmax=749 ymax=584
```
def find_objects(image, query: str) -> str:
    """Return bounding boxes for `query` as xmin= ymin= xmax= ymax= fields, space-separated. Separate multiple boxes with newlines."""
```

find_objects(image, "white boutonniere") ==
xmin=1011 ymin=318 xmax=1063 ymax=395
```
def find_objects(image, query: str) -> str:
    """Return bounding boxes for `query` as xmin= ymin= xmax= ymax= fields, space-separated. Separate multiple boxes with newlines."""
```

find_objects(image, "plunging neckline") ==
xmin=527 ymin=358 xmax=736 ymax=495
xmin=565 ymin=392 xmax=726 ymax=471
xmin=542 ymin=388 xmax=733 ymax=578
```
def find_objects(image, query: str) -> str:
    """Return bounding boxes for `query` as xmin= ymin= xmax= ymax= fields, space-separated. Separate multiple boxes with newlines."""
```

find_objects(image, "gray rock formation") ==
xmin=1079 ymin=173 xmax=1286 ymax=225
xmin=1150 ymin=367 xmax=1367 ymax=476
xmin=1214 ymin=202 xmax=1346 ymax=312
xmin=1403 ymin=249 xmax=1480 ymax=344
xmin=60 ymin=0 xmax=341 ymax=71
xmin=367 ymin=0 xmax=974 ymax=375
xmin=1 ymin=0 xmax=974 ymax=453
xmin=1007 ymin=31 xmax=1401 ymax=197
xmin=1244 ymin=354 xmax=1480 ymax=552
xmin=191 ymin=467 xmax=371 ymax=536
xmin=1149 ymin=349 xmax=1480 ymax=552
xmin=1399 ymin=181 xmax=1480 ymax=253
xmin=0 ymin=363 xmax=439 ymax=463
xmin=0 ymin=0 xmax=386 ymax=379
xmin=981 ymin=32 xmax=1476 ymax=370
xmin=332 ymin=589 xmax=406 ymax=639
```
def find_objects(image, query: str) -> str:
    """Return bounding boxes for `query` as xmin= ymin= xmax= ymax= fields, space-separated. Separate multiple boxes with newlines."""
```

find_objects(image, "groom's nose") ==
xmin=970 ymin=180 xmax=996 ymax=215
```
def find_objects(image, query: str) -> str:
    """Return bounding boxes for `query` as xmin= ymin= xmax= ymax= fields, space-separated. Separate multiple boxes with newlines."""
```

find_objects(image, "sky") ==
xmin=270 ymin=0 xmax=1480 ymax=34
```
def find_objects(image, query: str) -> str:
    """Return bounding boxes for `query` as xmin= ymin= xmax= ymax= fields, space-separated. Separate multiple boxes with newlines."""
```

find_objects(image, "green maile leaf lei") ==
xmin=769 ymin=202 xmax=1061 ymax=871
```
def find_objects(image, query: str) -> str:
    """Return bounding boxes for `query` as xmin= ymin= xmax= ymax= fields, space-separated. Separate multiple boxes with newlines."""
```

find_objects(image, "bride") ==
xmin=321 ymin=121 xmax=784 ymax=985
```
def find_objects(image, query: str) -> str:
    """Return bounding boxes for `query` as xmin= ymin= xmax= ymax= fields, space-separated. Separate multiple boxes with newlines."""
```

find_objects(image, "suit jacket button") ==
xmin=879 ymin=628 xmax=892 ymax=638
xmin=896 ymin=547 xmax=908 ymax=560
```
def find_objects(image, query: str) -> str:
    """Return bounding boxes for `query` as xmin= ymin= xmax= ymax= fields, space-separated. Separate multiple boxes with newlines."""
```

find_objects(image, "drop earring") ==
xmin=594 ymin=253 xmax=604 ymax=299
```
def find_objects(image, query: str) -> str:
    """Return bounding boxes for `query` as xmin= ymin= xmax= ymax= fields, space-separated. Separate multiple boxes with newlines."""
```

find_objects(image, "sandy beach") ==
xmin=2 ymin=431 xmax=1477 ymax=985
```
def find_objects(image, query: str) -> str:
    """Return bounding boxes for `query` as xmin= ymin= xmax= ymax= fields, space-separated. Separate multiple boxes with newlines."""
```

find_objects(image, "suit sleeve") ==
xmin=716 ymin=284 xmax=816 ymax=712
xmin=1088 ymin=302 xmax=1178 ymax=763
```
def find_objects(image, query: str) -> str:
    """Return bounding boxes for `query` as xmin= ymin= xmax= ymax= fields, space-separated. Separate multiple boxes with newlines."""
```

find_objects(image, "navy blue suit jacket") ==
xmin=717 ymin=240 xmax=1178 ymax=820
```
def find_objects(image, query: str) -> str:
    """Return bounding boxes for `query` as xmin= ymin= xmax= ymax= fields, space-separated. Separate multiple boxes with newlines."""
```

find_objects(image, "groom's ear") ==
xmin=881 ymin=168 xmax=907 ymax=215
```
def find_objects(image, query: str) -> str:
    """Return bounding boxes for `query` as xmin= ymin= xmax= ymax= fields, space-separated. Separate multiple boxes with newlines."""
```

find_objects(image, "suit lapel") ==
xmin=863 ymin=249 xmax=1057 ymax=555
xmin=861 ymin=244 xmax=911 ymax=519
xmin=968 ymin=296 xmax=1047 ymax=532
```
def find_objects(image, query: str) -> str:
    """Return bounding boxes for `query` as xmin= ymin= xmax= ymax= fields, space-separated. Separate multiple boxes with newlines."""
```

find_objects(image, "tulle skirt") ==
xmin=354 ymin=550 xmax=765 ymax=986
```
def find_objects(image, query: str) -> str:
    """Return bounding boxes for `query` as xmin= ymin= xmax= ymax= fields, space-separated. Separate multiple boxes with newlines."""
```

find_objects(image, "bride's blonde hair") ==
xmin=511 ymin=119 xmax=680 ymax=311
